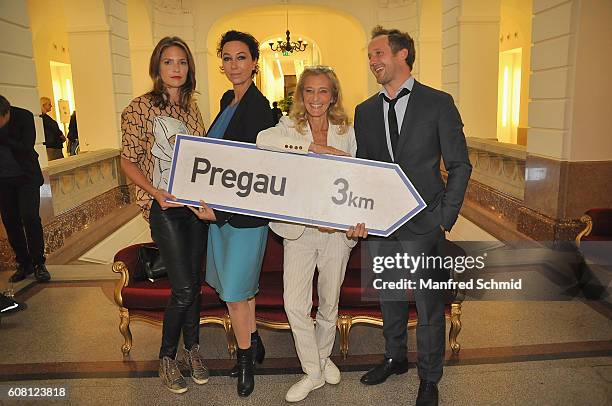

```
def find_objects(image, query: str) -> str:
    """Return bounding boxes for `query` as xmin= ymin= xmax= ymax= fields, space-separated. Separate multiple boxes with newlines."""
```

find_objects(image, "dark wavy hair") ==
xmin=371 ymin=25 xmax=415 ymax=70
xmin=147 ymin=36 xmax=196 ymax=110
xmin=217 ymin=30 xmax=260 ymax=76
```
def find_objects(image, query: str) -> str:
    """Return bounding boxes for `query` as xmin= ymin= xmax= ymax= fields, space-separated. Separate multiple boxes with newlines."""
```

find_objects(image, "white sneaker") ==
xmin=321 ymin=358 xmax=341 ymax=385
xmin=285 ymin=375 xmax=325 ymax=402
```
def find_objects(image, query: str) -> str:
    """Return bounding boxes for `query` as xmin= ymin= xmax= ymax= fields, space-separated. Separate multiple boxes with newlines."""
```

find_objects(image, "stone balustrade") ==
xmin=466 ymin=138 xmax=526 ymax=201
xmin=46 ymin=149 xmax=125 ymax=215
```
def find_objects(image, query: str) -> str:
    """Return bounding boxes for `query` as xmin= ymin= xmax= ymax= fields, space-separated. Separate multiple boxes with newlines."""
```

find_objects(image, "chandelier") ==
xmin=269 ymin=10 xmax=308 ymax=54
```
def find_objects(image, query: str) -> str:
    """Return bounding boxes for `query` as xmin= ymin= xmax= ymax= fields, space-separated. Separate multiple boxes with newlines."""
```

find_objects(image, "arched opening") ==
xmin=258 ymin=35 xmax=321 ymax=111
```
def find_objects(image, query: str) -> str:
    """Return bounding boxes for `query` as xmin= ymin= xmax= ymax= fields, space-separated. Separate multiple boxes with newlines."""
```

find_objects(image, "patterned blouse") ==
xmin=121 ymin=95 xmax=206 ymax=221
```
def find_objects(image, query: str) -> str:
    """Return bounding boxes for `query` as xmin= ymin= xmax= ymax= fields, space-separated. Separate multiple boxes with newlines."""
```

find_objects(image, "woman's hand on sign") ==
xmin=153 ymin=189 xmax=183 ymax=210
xmin=188 ymin=200 xmax=217 ymax=221
xmin=309 ymin=143 xmax=350 ymax=156
xmin=346 ymin=222 xmax=368 ymax=239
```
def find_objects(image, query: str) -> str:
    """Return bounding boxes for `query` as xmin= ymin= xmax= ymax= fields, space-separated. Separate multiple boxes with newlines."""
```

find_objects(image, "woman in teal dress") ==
xmin=192 ymin=30 xmax=274 ymax=397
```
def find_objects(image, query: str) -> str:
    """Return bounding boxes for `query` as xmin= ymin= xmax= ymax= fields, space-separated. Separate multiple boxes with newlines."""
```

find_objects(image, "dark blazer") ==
xmin=40 ymin=113 xmax=64 ymax=149
xmin=354 ymin=79 xmax=471 ymax=237
xmin=210 ymin=82 xmax=275 ymax=228
xmin=0 ymin=106 xmax=44 ymax=186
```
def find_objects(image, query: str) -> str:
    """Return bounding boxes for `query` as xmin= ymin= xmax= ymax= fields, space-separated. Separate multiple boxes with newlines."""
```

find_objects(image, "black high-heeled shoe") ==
xmin=229 ymin=332 xmax=265 ymax=377
xmin=236 ymin=347 xmax=254 ymax=397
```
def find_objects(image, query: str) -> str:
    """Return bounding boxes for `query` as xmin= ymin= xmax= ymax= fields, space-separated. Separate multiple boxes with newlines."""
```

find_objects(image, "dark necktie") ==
xmin=382 ymin=88 xmax=410 ymax=154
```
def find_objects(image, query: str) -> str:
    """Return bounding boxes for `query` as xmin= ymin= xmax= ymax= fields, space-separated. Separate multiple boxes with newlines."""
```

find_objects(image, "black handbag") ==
xmin=136 ymin=246 xmax=167 ymax=282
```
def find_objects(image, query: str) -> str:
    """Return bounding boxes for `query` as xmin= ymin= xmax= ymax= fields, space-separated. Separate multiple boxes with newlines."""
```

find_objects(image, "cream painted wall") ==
xmin=127 ymin=0 xmax=153 ymax=97
xmin=66 ymin=30 xmax=117 ymax=151
xmin=527 ymin=0 xmax=612 ymax=161
xmin=442 ymin=0 xmax=501 ymax=140
xmin=203 ymin=6 xmax=368 ymax=125
xmin=62 ymin=0 xmax=132 ymax=152
xmin=418 ymin=0 xmax=442 ymax=89
xmin=527 ymin=0 xmax=574 ymax=159
xmin=568 ymin=0 xmax=612 ymax=161
xmin=0 ymin=0 xmax=47 ymax=167
xmin=458 ymin=0 xmax=500 ymax=140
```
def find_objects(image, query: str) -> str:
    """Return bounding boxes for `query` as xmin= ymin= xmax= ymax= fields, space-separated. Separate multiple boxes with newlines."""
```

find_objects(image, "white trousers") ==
xmin=282 ymin=227 xmax=353 ymax=378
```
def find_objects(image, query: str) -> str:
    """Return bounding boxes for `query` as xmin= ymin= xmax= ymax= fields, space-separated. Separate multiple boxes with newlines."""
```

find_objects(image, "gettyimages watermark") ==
xmin=369 ymin=251 xmax=522 ymax=291
xmin=359 ymin=240 xmax=612 ymax=302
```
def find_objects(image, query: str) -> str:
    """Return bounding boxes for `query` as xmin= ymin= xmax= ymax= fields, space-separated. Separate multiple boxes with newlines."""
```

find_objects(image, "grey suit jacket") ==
xmin=354 ymin=79 xmax=471 ymax=237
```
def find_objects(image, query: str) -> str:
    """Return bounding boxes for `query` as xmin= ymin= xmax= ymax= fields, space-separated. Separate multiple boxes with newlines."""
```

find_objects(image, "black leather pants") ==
xmin=149 ymin=201 xmax=208 ymax=359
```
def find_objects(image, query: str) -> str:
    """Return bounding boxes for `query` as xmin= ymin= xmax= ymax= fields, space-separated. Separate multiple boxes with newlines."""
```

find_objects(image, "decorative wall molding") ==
xmin=460 ymin=177 xmax=585 ymax=242
xmin=47 ymin=150 xmax=124 ymax=215
xmin=458 ymin=16 xmax=501 ymax=24
xmin=378 ymin=0 xmax=413 ymax=7
xmin=466 ymin=137 xmax=526 ymax=200
xmin=65 ymin=25 xmax=111 ymax=34
xmin=152 ymin=0 xmax=192 ymax=14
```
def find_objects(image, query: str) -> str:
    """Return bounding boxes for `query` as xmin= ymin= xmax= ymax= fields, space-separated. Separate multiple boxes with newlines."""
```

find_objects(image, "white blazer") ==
xmin=257 ymin=116 xmax=358 ymax=247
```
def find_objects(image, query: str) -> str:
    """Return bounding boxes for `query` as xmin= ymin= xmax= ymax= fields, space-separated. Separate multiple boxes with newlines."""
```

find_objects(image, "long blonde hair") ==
xmin=289 ymin=66 xmax=350 ymax=135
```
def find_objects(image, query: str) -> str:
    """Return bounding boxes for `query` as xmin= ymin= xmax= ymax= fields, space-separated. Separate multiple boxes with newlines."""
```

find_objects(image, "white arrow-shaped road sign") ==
xmin=167 ymin=135 xmax=426 ymax=237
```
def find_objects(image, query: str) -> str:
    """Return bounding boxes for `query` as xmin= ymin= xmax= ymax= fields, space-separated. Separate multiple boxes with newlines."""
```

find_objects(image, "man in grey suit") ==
xmin=348 ymin=26 xmax=471 ymax=406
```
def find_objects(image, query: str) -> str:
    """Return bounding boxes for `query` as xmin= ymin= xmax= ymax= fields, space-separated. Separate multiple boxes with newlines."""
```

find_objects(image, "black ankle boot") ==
xmin=229 ymin=331 xmax=265 ymax=377
xmin=33 ymin=263 xmax=51 ymax=283
xmin=253 ymin=331 xmax=265 ymax=364
xmin=236 ymin=347 xmax=254 ymax=397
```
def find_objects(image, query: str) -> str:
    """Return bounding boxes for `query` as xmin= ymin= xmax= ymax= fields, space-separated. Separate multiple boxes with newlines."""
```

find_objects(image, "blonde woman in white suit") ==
xmin=257 ymin=66 xmax=366 ymax=402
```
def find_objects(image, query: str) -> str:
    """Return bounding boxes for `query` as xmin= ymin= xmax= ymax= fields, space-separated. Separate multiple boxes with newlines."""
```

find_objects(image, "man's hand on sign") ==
xmin=153 ymin=188 xmax=183 ymax=210
xmin=188 ymin=200 xmax=217 ymax=221
xmin=308 ymin=143 xmax=350 ymax=156
xmin=346 ymin=222 xmax=368 ymax=239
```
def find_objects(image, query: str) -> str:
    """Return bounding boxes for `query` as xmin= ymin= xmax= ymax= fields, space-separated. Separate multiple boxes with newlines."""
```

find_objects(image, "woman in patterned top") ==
xmin=120 ymin=36 xmax=215 ymax=395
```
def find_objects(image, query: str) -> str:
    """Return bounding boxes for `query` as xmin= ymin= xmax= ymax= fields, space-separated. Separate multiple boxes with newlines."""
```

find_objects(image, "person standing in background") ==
xmin=39 ymin=97 xmax=65 ymax=160
xmin=67 ymin=111 xmax=78 ymax=156
xmin=271 ymin=101 xmax=283 ymax=124
xmin=0 ymin=95 xmax=51 ymax=284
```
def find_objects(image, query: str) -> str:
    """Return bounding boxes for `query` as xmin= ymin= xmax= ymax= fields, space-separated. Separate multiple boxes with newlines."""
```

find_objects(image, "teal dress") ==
xmin=205 ymin=103 xmax=269 ymax=302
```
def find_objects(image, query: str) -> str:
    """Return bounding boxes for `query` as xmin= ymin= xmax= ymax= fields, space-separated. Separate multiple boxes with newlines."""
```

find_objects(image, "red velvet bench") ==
xmin=112 ymin=233 xmax=463 ymax=358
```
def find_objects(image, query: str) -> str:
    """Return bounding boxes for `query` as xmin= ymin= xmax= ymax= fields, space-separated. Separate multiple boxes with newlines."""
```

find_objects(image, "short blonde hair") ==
xmin=289 ymin=66 xmax=350 ymax=135
xmin=40 ymin=97 xmax=51 ymax=109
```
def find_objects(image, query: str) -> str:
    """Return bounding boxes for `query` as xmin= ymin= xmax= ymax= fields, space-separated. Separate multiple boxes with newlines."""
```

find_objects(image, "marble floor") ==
xmin=1 ymin=215 xmax=611 ymax=405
